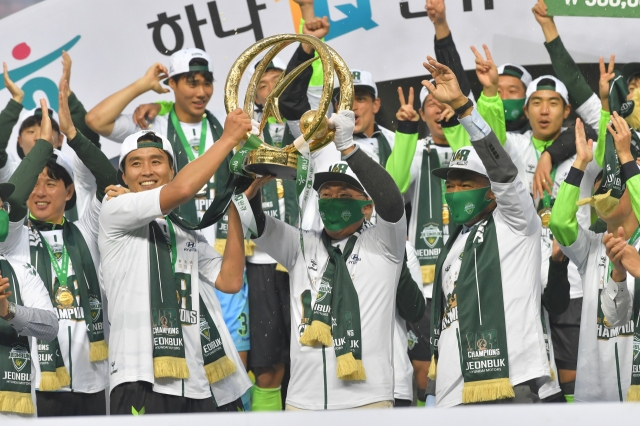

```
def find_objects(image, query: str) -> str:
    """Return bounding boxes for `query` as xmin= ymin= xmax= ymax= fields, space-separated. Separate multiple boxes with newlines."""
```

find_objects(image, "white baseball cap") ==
xmin=525 ymin=75 xmax=569 ymax=105
xmin=50 ymin=149 xmax=76 ymax=210
xmin=497 ymin=63 xmax=533 ymax=88
xmin=313 ymin=162 xmax=369 ymax=197
xmin=118 ymin=130 xmax=175 ymax=172
xmin=163 ymin=48 xmax=212 ymax=85
xmin=333 ymin=69 xmax=378 ymax=101
xmin=248 ymin=56 xmax=286 ymax=79
xmin=419 ymin=80 xmax=436 ymax=107
xmin=432 ymin=146 xmax=488 ymax=180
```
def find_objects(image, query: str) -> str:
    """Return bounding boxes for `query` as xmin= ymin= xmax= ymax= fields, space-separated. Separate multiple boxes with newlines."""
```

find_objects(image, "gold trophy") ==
xmin=224 ymin=34 xmax=353 ymax=179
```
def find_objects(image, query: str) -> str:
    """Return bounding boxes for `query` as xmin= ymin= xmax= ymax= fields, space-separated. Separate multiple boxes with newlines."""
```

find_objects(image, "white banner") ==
xmin=0 ymin=0 xmax=637 ymax=158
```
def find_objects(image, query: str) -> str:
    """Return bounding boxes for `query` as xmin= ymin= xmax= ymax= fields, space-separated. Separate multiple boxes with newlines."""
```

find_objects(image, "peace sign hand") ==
xmin=421 ymin=56 xmax=468 ymax=110
xmin=471 ymin=44 xmax=498 ymax=97
xmin=599 ymin=55 xmax=615 ymax=111
xmin=396 ymin=87 xmax=419 ymax=122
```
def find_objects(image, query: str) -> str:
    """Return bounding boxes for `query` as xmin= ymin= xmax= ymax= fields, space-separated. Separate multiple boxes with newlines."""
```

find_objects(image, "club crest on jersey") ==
xmin=450 ymin=149 xmax=470 ymax=166
xmin=421 ymin=223 xmax=442 ymax=249
xmin=341 ymin=210 xmax=352 ymax=221
xmin=9 ymin=345 xmax=30 ymax=372
xmin=407 ymin=330 xmax=418 ymax=350
xmin=199 ymin=315 xmax=211 ymax=341
xmin=634 ymin=335 xmax=640 ymax=362
xmin=89 ymin=295 xmax=101 ymax=323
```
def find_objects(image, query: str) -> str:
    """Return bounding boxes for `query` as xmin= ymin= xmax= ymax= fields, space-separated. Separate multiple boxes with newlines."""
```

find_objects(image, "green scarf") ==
xmin=585 ymin=71 xmax=640 ymax=215
xmin=148 ymin=220 xmax=235 ymax=383
xmin=628 ymin=275 xmax=640 ymax=401
xmin=0 ymin=259 xmax=35 ymax=415
xmin=355 ymin=127 xmax=392 ymax=167
xmin=430 ymin=216 xmax=513 ymax=403
xmin=29 ymin=219 xmax=107 ymax=392
xmin=165 ymin=107 xmax=236 ymax=234
xmin=414 ymin=146 xmax=452 ymax=284
xmin=299 ymin=229 xmax=365 ymax=380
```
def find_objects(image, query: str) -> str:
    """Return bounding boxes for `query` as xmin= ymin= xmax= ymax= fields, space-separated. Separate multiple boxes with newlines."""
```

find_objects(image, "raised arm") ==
xmin=387 ymin=87 xmax=420 ymax=193
xmin=159 ymin=109 xmax=251 ymax=214
xmin=85 ymin=63 xmax=169 ymax=137
xmin=427 ymin=0 xmax=473 ymax=99
xmin=7 ymin=100 xmax=54 ymax=222
xmin=0 ymin=63 xmax=24 ymax=173
xmin=58 ymin=81 xmax=117 ymax=201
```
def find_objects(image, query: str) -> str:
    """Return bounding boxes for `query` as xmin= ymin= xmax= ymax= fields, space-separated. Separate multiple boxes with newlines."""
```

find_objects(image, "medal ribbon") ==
xmin=169 ymin=109 xmax=208 ymax=162
xmin=534 ymin=148 xmax=558 ymax=210
xmin=42 ymin=239 xmax=70 ymax=291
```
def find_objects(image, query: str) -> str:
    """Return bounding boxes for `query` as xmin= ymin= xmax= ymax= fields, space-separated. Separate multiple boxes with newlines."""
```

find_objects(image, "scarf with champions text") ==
xmin=29 ymin=219 xmax=107 ymax=392
xmin=299 ymin=228 xmax=365 ymax=380
xmin=429 ymin=216 xmax=514 ymax=403
xmin=148 ymin=219 xmax=235 ymax=383
xmin=414 ymin=144 xmax=453 ymax=284
xmin=0 ymin=259 xmax=35 ymax=414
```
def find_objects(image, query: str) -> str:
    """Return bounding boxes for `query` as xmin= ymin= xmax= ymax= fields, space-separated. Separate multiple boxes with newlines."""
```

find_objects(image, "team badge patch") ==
xmin=9 ymin=345 xmax=30 ymax=372
xmin=420 ymin=224 xmax=442 ymax=249
xmin=464 ymin=202 xmax=475 ymax=215
xmin=199 ymin=315 xmax=211 ymax=341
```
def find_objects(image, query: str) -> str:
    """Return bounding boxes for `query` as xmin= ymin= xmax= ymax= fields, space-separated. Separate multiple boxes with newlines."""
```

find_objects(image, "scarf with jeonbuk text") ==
xmin=148 ymin=219 xmax=235 ymax=383
xmin=627 ymin=275 xmax=640 ymax=401
xmin=580 ymin=71 xmax=640 ymax=215
xmin=414 ymin=146 xmax=452 ymax=284
xmin=29 ymin=219 xmax=107 ymax=392
xmin=0 ymin=259 xmax=35 ymax=415
xmin=430 ymin=216 xmax=513 ymax=403
xmin=299 ymin=229 xmax=365 ymax=380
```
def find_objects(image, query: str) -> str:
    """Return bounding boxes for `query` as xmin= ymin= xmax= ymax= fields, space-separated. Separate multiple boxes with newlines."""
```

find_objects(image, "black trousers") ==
xmin=110 ymin=381 xmax=216 ymax=415
xmin=36 ymin=390 xmax=107 ymax=417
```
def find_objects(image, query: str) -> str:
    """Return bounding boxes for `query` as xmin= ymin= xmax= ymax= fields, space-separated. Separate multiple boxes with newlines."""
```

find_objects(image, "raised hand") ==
xmin=608 ymin=111 xmax=633 ymax=164
xmin=599 ymin=55 xmax=615 ymax=111
xmin=57 ymin=80 xmax=76 ymax=140
xmin=3 ymin=62 xmax=24 ymax=104
xmin=421 ymin=56 xmax=467 ymax=110
xmin=59 ymin=51 xmax=72 ymax=97
xmin=533 ymin=151 xmax=553 ymax=200
xmin=244 ymin=175 xmax=275 ymax=201
xmin=133 ymin=103 xmax=162 ymax=129
xmin=105 ymin=184 xmax=131 ymax=200
xmin=396 ymin=87 xmax=419 ymax=122
xmin=302 ymin=17 xmax=330 ymax=54
xmin=222 ymin=108 xmax=253 ymax=144
xmin=141 ymin=63 xmax=170 ymax=94
xmin=532 ymin=0 xmax=553 ymax=26
xmin=574 ymin=118 xmax=593 ymax=170
xmin=425 ymin=0 xmax=446 ymax=25
xmin=39 ymin=98 xmax=53 ymax=145
xmin=471 ymin=44 xmax=498 ymax=97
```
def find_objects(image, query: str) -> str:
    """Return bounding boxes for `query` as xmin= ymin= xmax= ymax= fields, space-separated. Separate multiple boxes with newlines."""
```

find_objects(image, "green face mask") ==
xmin=444 ymin=186 xmax=493 ymax=225
xmin=503 ymin=98 xmax=526 ymax=122
xmin=0 ymin=210 xmax=9 ymax=242
xmin=318 ymin=198 xmax=372 ymax=231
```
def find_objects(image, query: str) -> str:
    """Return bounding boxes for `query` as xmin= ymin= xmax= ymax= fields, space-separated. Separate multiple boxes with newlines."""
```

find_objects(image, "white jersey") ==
xmin=98 ymin=186 xmax=224 ymax=399
xmin=254 ymin=213 xmax=406 ymax=409
xmin=109 ymin=111 xmax=226 ymax=246
xmin=436 ymin=177 xmax=549 ymax=407
xmin=559 ymin=227 xmax=639 ymax=402
xmin=29 ymin=197 xmax=109 ymax=394
xmin=0 ymin=256 xmax=56 ymax=419
xmin=393 ymin=242 xmax=422 ymax=401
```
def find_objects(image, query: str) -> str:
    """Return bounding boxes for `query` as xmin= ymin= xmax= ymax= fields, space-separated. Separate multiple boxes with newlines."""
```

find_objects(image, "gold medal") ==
xmin=539 ymin=208 xmax=552 ymax=228
xmin=55 ymin=287 xmax=74 ymax=308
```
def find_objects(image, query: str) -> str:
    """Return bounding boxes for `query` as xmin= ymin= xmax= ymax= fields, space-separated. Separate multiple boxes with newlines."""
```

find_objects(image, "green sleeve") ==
xmin=442 ymin=124 xmax=471 ymax=151
xmin=0 ymin=99 xmax=23 ymax=168
xmin=67 ymin=130 xmax=118 ymax=201
xmin=68 ymin=93 xmax=101 ymax=148
xmin=396 ymin=260 xmax=426 ymax=323
xmin=7 ymin=139 xmax=52 ymax=221
xmin=386 ymin=127 xmax=418 ymax=194
xmin=156 ymin=100 xmax=174 ymax=116
xmin=595 ymin=109 xmax=610 ymax=168
xmin=299 ymin=19 xmax=324 ymax=87
xmin=626 ymin=174 xmax=640 ymax=223
xmin=476 ymin=94 xmax=506 ymax=145
xmin=544 ymin=37 xmax=594 ymax=108
xmin=548 ymin=181 xmax=581 ymax=247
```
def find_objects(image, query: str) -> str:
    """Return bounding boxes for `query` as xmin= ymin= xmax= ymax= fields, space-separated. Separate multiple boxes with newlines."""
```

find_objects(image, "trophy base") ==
xmin=245 ymin=148 xmax=299 ymax=180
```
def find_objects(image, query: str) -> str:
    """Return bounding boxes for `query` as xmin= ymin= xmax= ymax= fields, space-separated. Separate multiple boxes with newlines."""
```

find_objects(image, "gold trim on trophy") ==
xmin=224 ymin=34 xmax=353 ymax=179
